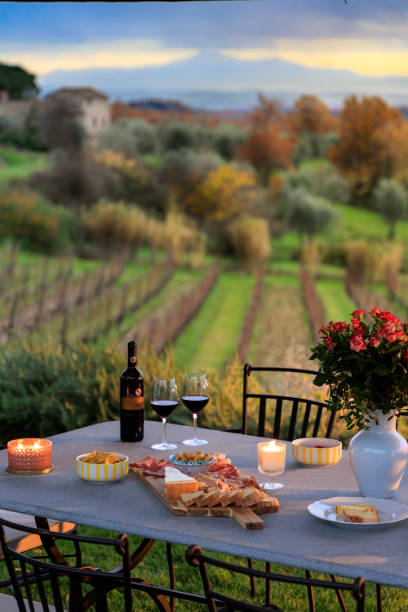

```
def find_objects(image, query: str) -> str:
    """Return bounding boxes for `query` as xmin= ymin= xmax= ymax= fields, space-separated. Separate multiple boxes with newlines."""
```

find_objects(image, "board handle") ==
xmin=231 ymin=507 xmax=264 ymax=530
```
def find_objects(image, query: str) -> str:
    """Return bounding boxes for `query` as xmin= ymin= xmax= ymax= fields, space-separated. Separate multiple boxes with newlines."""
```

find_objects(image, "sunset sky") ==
xmin=1 ymin=1 xmax=408 ymax=78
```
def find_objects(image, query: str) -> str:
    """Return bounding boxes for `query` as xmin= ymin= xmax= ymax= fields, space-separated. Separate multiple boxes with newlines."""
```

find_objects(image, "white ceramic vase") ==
xmin=348 ymin=410 xmax=408 ymax=498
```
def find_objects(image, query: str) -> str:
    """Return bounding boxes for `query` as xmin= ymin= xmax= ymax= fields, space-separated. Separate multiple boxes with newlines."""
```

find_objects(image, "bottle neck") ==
xmin=127 ymin=341 xmax=137 ymax=369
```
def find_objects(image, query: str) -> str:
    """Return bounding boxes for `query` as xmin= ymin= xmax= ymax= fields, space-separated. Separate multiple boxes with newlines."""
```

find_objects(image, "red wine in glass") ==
xmin=182 ymin=373 xmax=209 ymax=446
xmin=151 ymin=400 xmax=178 ymax=419
xmin=150 ymin=377 xmax=178 ymax=451
xmin=181 ymin=395 xmax=209 ymax=414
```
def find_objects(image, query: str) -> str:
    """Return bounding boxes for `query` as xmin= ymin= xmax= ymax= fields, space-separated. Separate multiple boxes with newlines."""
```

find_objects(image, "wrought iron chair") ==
xmin=234 ymin=364 xmax=351 ymax=611
xmin=0 ymin=516 xmax=208 ymax=611
xmin=186 ymin=545 xmax=366 ymax=612
xmin=237 ymin=364 xmax=335 ymax=439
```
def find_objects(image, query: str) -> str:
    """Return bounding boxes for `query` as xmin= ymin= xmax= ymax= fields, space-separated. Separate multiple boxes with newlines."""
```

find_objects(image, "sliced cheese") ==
xmin=165 ymin=467 xmax=198 ymax=500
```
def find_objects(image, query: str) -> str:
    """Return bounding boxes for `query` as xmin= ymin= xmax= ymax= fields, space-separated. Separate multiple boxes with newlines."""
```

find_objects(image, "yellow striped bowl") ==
xmin=76 ymin=453 xmax=129 ymax=483
xmin=292 ymin=438 xmax=342 ymax=467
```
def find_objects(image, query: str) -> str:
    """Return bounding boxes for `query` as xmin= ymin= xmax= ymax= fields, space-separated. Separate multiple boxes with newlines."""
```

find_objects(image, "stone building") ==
xmin=44 ymin=87 xmax=110 ymax=137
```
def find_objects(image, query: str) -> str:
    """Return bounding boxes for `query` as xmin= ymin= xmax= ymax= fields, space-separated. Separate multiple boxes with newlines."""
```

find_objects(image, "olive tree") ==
xmin=373 ymin=178 xmax=408 ymax=240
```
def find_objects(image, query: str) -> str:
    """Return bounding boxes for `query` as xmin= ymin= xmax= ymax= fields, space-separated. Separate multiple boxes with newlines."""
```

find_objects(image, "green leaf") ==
xmin=374 ymin=364 xmax=388 ymax=376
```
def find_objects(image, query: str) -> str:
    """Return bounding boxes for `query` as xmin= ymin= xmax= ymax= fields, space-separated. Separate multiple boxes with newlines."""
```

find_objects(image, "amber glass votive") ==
xmin=7 ymin=439 xmax=53 ymax=474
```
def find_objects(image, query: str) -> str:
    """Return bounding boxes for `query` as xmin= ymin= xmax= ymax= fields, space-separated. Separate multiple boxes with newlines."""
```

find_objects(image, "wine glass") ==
xmin=257 ymin=440 xmax=286 ymax=490
xmin=150 ymin=376 xmax=179 ymax=451
xmin=181 ymin=372 xmax=209 ymax=446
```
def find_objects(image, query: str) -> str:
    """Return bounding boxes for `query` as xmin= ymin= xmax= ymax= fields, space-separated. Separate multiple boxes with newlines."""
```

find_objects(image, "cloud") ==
xmin=222 ymin=37 xmax=408 ymax=77
xmin=0 ymin=40 xmax=198 ymax=74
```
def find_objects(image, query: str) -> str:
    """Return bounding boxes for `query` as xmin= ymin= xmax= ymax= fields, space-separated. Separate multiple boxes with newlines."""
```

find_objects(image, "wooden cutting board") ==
xmin=132 ymin=469 xmax=279 ymax=530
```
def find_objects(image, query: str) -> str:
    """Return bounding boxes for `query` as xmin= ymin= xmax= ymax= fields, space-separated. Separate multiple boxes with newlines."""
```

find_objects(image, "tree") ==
xmin=290 ymin=94 xmax=336 ymax=136
xmin=183 ymin=164 xmax=257 ymax=222
xmin=373 ymin=178 xmax=408 ymax=240
xmin=284 ymin=187 xmax=336 ymax=238
xmin=99 ymin=118 xmax=157 ymax=155
xmin=240 ymin=93 xmax=295 ymax=183
xmin=0 ymin=63 xmax=39 ymax=99
xmin=241 ymin=124 xmax=295 ymax=184
xmin=329 ymin=95 xmax=404 ymax=199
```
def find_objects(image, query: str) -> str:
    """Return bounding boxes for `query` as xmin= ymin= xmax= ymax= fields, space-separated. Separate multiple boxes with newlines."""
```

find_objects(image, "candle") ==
xmin=258 ymin=440 xmax=286 ymax=475
xmin=7 ymin=439 xmax=53 ymax=474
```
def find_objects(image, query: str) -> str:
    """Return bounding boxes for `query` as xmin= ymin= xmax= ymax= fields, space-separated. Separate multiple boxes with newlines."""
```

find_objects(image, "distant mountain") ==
xmin=39 ymin=51 xmax=408 ymax=110
xmin=128 ymin=98 xmax=194 ymax=113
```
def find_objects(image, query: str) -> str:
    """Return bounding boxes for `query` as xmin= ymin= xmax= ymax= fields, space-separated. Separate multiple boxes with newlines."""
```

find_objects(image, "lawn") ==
xmin=174 ymin=271 xmax=255 ymax=371
xmin=0 ymin=146 xmax=47 ymax=181
xmin=315 ymin=278 xmax=356 ymax=322
xmin=1 ymin=526 xmax=406 ymax=611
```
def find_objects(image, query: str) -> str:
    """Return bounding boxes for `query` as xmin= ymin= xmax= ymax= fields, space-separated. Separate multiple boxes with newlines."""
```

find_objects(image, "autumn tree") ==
xmin=290 ymin=95 xmax=336 ymax=136
xmin=240 ymin=94 xmax=295 ymax=184
xmin=183 ymin=164 xmax=257 ymax=222
xmin=329 ymin=95 xmax=405 ymax=199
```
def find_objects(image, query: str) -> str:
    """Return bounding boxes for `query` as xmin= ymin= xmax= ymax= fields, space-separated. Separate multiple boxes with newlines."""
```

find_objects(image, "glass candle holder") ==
xmin=7 ymin=439 xmax=53 ymax=474
xmin=257 ymin=439 xmax=286 ymax=490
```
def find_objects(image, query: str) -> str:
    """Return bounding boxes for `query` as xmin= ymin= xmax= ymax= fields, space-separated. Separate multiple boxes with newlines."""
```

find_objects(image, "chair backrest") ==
xmin=241 ymin=364 xmax=335 ymax=440
xmin=0 ymin=517 xmax=207 ymax=612
xmin=186 ymin=545 xmax=365 ymax=612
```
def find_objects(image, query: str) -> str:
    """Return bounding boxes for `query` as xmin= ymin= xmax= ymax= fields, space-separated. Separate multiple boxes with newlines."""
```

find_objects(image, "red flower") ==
xmin=405 ymin=350 xmax=408 ymax=363
xmin=368 ymin=336 xmax=381 ymax=347
xmin=333 ymin=321 xmax=348 ymax=332
xmin=324 ymin=337 xmax=336 ymax=349
xmin=369 ymin=308 xmax=381 ymax=317
xmin=350 ymin=334 xmax=366 ymax=352
xmin=352 ymin=309 xmax=365 ymax=319
xmin=378 ymin=311 xmax=400 ymax=326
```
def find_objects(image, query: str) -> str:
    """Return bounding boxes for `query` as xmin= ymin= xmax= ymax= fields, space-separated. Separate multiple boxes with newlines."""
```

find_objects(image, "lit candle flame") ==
xmin=266 ymin=440 xmax=277 ymax=449
xmin=33 ymin=441 xmax=40 ymax=450
xmin=17 ymin=443 xmax=24 ymax=450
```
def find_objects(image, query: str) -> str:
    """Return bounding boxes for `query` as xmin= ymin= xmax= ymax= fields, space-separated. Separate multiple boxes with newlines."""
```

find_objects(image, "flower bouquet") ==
xmin=310 ymin=308 xmax=408 ymax=431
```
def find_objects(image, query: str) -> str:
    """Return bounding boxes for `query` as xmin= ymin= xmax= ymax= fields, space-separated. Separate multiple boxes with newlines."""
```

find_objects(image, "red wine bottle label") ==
xmin=121 ymin=397 xmax=144 ymax=411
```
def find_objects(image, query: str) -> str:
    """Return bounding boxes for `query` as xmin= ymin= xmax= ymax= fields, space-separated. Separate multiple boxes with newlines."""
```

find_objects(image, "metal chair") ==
xmin=186 ymin=544 xmax=366 ymax=612
xmin=0 ymin=516 xmax=208 ymax=611
xmin=236 ymin=364 xmax=348 ymax=610
xmin=238 ymin=363 xmax=335 ymax=439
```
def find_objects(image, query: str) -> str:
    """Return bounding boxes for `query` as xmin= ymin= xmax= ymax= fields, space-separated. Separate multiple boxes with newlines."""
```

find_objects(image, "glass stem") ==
xmin=162 ymin=418 xmax=167 ymax=446
xmin=193 ymin=413 xmax=198 ymax=439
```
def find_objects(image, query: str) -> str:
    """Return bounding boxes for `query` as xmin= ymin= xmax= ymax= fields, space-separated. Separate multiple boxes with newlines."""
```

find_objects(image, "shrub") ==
xmin=99 ymin=118 xmax=157 ymax=155
xmin=159 ymin=120 xmax=211 ymax=151
xmin=293 ymin=132 xmax=337 ymax=164
xmin=283 ymin=164 xmax=350 ymax=204
xmin=0 ymin=115 xmax=20 ymax=146
xmin=227 ymin=215 xmax=270 ymax=268
xmin=83 ymin=200 xmax=147 ymax=253
xmin=94 ymin=148 xmax=165 ymax=214
xmin=30 ymin=150 xmax=109 ymax=208
xmin=0 ymin=339 xmax=121 ymax=440
xmin=0 ymin=188 xmax=79 ymax=253
xmin=213 ymin=123 xmax=249 ymax=160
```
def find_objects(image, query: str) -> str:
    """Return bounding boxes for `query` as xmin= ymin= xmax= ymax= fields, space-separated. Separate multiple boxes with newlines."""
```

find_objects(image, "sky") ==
xmin=2 ymin=1 xmax=408 ymax=78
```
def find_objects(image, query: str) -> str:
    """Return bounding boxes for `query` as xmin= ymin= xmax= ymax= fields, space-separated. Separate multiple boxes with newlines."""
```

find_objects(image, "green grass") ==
xmin=1 ymin=526 xmax=407 ymax=611
xmin=174 ymin=271 xmax=255 ymax=370
xmin=272 ymin=203 xmax=408 ymax=262
xmin=315 ymin=278 xmax=356 ymax=322
xmin=0 ymin=146 xmax=47 ymax=181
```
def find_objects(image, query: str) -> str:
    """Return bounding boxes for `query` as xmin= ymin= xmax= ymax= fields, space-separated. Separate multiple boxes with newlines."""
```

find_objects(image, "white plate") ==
xmin=308 ymin=496 xmax=408 ymax=529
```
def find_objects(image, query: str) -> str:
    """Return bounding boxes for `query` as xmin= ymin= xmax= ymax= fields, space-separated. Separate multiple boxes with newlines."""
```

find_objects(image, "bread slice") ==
xmin=256 ymin=496 xmax=280 ymax=512
xmin=206 ymin=490 xmax=226 ymax=507
xmin=219 ymin=489 xmax=241 ymax=507
xmin=196 ymin=488 xmax=221 ymax=507
xmin=336 ymin=503 xmax=376 ymax=516
xmin=180 ymin=490 xmax=205 ymax=507
xmin=343 ymin=508 xmax=379 ymax=523
xmin=235 ymin=487 xmax=260 ymax=508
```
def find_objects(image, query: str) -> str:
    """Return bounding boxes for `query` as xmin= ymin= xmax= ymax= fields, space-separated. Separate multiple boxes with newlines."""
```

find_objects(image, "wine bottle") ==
xmin=120 ymin=340 xmax=144 ymax=442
